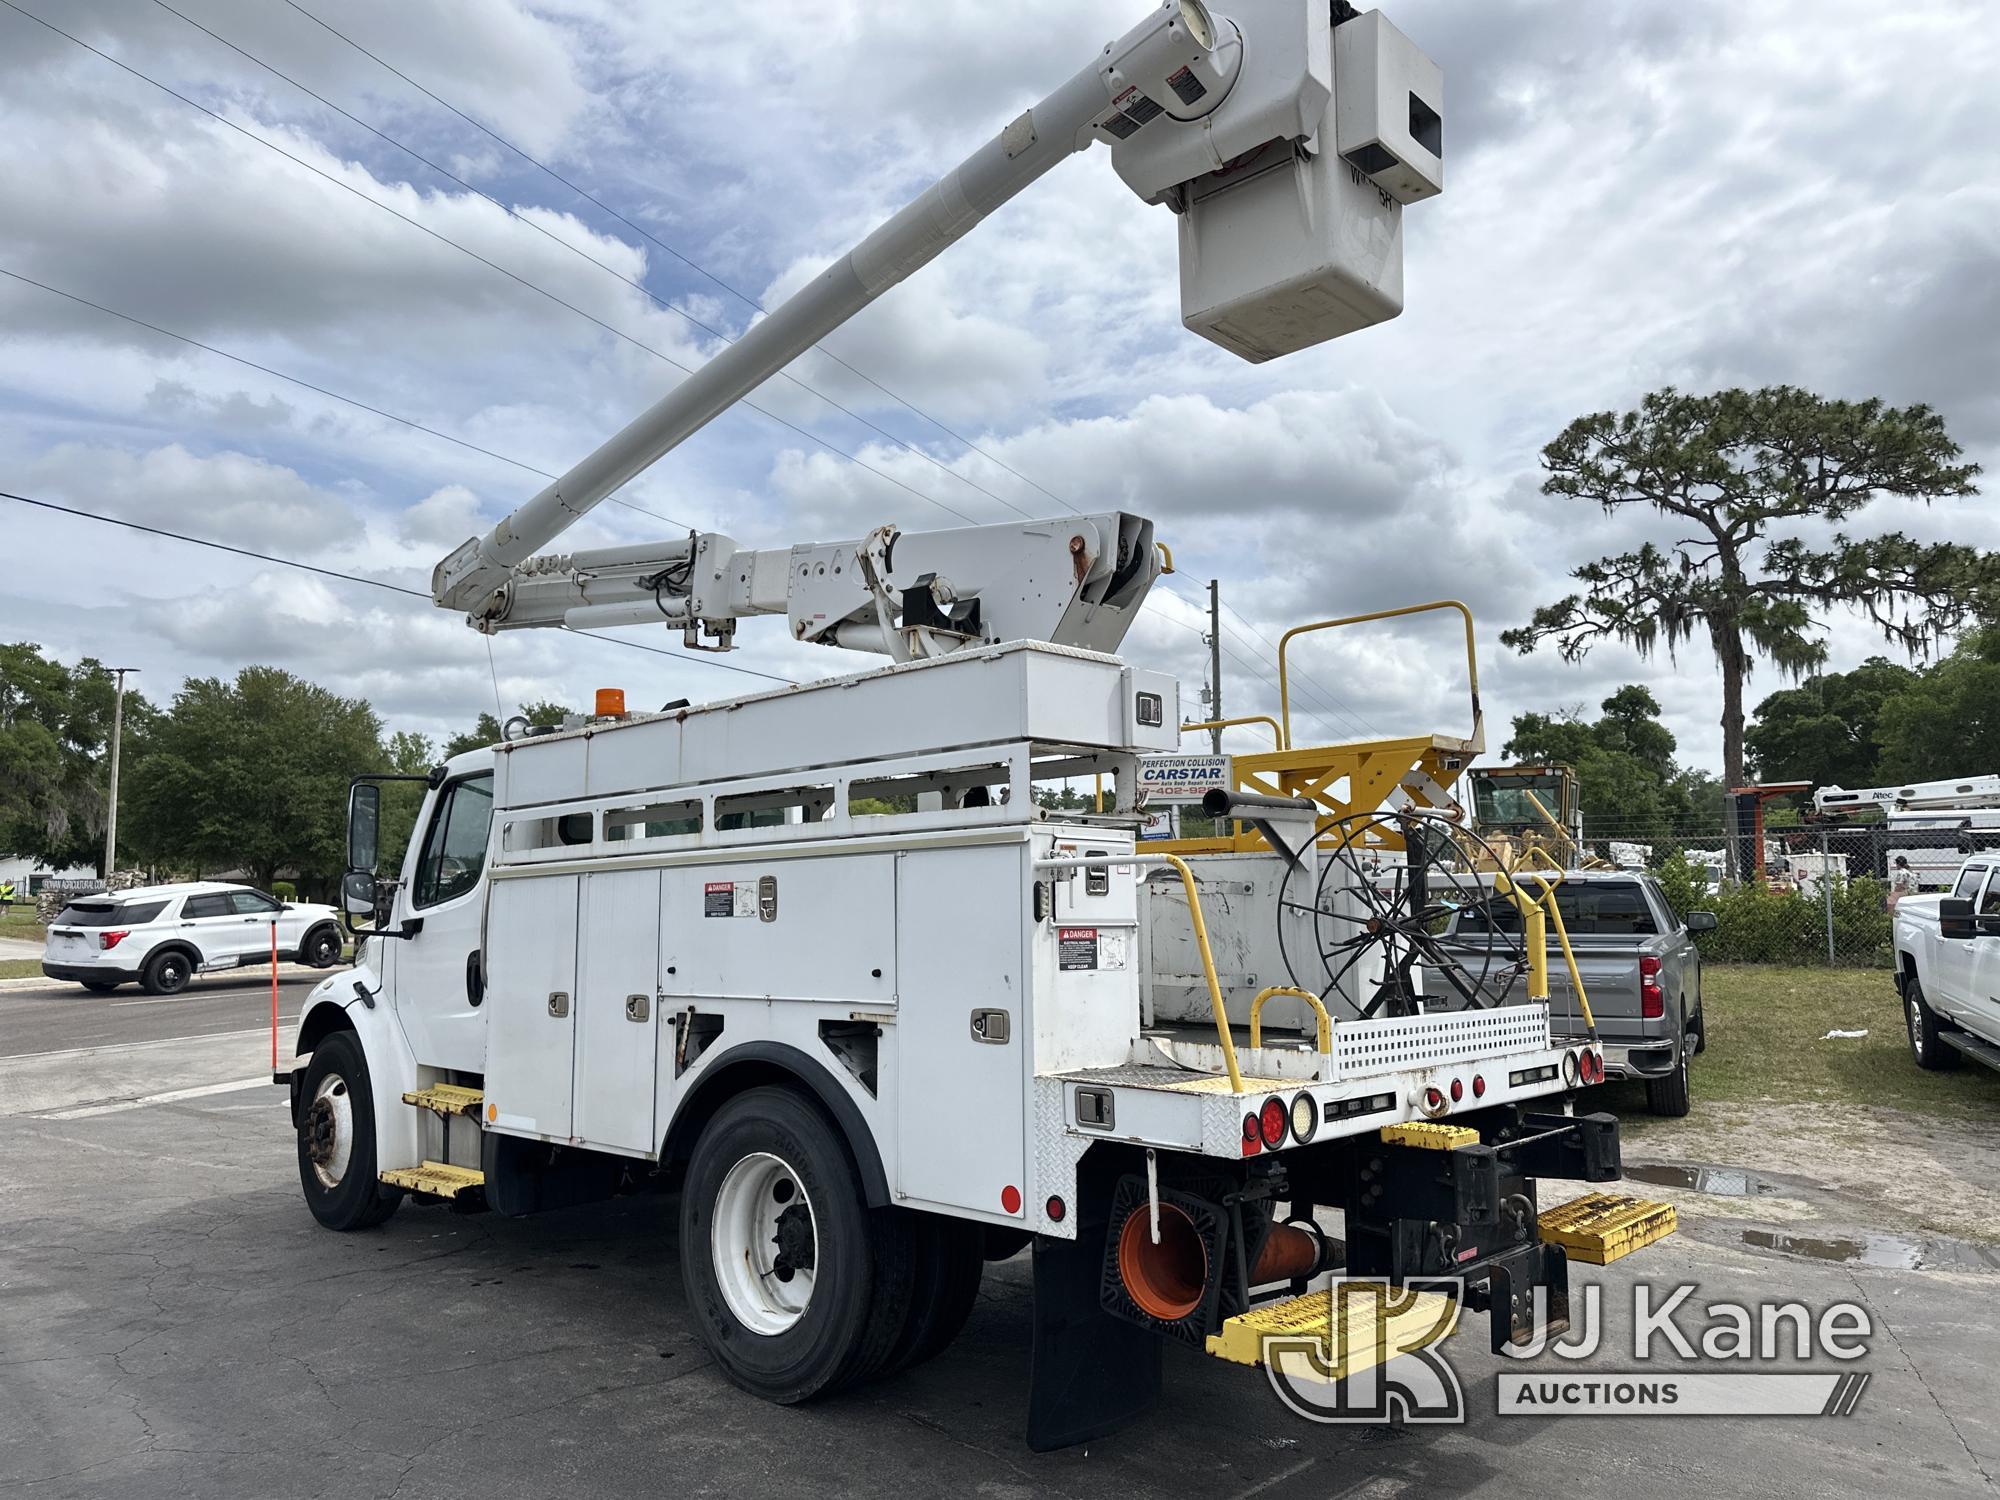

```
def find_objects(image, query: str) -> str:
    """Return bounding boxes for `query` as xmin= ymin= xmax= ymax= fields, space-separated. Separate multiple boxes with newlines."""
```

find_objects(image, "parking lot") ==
xmin=3 ymin=970 xmax=1997 ymax=1499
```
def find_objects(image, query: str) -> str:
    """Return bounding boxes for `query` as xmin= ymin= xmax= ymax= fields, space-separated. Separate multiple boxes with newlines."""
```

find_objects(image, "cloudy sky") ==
xmin=2 ymin=0 xmax=1995 ymax=770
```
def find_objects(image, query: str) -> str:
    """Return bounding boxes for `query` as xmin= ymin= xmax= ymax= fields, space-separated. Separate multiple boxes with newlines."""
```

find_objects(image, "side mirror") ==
xmin=1685 ymin=910 xmax=1718 ymax=934
xmin=348 ymin=782 xmax=382 ymax=874
xmin=1941 ymin=897 xmax=1976 ymax=941
xmin=341 ymin=869 xmax=379 ymax=920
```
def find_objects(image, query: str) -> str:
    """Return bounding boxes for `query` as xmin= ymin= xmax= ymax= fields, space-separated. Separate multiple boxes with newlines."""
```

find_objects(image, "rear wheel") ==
xmin=1907 ymin=981 xmax=1961 ymax=1071
xmin=681 ymin=1086 xmax=905 ymax=1403
xmin=141 ymin=949 xmax=192 ymax=996
xmin=880 ymin=1212 xmax=985 ymax=1378
xmin=1646 ymin=1035 xmax=1693 ymax=1117
xmin=296 ymin=1031 xmax=402 ymax=1230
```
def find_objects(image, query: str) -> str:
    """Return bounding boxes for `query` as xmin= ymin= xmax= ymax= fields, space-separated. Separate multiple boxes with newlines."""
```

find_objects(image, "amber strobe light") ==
xmin=595 ymin=686 xmax=626 ymax=717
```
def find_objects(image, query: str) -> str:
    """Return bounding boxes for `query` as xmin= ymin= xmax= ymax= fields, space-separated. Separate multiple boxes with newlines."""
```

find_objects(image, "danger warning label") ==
xmin=704 ymin=880 xmax=755 ymax=918
xmin=1058 ymin=927 xmax=1098 ymax=971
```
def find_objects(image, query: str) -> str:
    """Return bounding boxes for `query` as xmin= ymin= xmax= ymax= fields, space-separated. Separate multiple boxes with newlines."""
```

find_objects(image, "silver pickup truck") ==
xmin=1442 ymin=870 xmax=1714 ymax=1116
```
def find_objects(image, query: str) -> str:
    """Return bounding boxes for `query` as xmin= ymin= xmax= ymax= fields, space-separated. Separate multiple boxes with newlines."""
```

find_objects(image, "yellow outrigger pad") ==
xmin=1207 ymin=1284 xmax=1457 ymax=1378
xmin=402 ymin=1084 xmax=484 ymax=1117
xmin=1380 ymin=1122 xmax=1479 ymax=1151
xmin=1539 ymin=1191 xmax=1677 ymax=1265
xmin=380 ymin=1161 xmax=485 ymax=1199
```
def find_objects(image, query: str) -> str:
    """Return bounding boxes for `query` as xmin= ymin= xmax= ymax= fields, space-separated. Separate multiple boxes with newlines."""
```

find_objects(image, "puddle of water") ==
xmin=1740 ymin=1227 xmax=2000 ymax=1272
xmin=1624 ymin=1162 xmax=1782 ymax=1198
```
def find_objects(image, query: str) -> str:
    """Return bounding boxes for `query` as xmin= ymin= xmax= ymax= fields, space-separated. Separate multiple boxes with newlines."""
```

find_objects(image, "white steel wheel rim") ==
xmin=307 ymin=1073 xmax=355 ymax=1189
xmin=711 ymin=1151 xmax=817 ymax=1336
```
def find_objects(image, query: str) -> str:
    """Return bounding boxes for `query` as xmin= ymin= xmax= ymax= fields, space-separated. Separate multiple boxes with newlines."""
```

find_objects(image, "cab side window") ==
xmin=231 ymin=890 xmax=281 ymax=916
xmin=1980 ymin=874 xmax=2000 ymax=918
xmin=182 ymin=893 xmax=234 ymax=919
xmin=1953 ymin=866 xmax=1987 ymax=900
xmin=414 ymin=773 xmax=495 ymax=909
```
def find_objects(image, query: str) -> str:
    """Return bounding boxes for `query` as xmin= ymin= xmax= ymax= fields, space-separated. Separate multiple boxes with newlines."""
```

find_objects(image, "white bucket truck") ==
xmin=285 ymin=4 xmax=1667 ymax=1448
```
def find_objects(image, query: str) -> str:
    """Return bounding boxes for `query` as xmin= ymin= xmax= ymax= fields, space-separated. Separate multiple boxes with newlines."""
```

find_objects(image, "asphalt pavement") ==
xmin=1 ymin=988 xmax=1996 ymax=1498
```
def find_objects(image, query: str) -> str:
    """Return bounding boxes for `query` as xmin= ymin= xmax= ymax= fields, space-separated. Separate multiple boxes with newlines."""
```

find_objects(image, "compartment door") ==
xmin=574 ymin=869 xmax=663 ymax=1156
xmin=894 ymin=845 xmax=1027 ymax=1220
xmin=483 ymin=875 xmax=579 ymax=1141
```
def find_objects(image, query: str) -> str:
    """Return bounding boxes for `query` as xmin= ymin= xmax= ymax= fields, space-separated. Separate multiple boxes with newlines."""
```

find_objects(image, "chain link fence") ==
xmin=1568 ymin=816 xmax=1991 ymax=969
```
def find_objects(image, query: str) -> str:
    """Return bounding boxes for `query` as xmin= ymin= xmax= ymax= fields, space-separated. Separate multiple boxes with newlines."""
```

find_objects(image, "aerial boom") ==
xmin=432 ymin=2 xmax=1444 ymax=655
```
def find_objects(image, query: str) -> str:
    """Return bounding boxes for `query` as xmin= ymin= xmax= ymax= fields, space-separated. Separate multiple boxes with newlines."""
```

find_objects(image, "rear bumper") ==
xmin=1555 ymin=1035 xmax=1678 ymax=1079
xmin=41 ymin=961 xmax=142 ymax=984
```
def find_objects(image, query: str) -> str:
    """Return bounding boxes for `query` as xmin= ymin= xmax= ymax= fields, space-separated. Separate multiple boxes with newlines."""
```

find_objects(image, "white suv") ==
xmin=41 ymin=882 xmax=345 ymax=995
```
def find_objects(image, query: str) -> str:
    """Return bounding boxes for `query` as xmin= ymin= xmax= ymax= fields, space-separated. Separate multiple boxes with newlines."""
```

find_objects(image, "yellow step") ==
xmin=1380 ymin=1121 xmax=1478 ymax=1151
xmin=380 ymin=1161 xmax=485 ymax=1200
xmin=1539 ymin=1191 xmax=1677 ymax=1265
xmin=1206 ymin=1283 xmax=1457 ymax=1378
xmin=402 ymin=1084 xmax=484 ymax=1118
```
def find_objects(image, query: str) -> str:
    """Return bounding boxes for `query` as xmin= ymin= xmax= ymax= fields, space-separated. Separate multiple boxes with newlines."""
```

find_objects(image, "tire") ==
xmin=81 ymin=979 xmax=122 ymax=994
xmin=1646 ymin=1035 xmax=1694 ymax=1117
xmin=300 ymin=924 xmax=343 ymax=969
xmin=880 ymin=1212 xmax=985 ymax=1379
xmin=680 ymin=1086 xmax=906 ymax=1404
xmin=296 ymin=1031 xmax=403 ymax=1230
xmin=1906 ymin=981 xmax=1962 ymax=1072
xmin=140 ymin=949 xmax=193 ymax=996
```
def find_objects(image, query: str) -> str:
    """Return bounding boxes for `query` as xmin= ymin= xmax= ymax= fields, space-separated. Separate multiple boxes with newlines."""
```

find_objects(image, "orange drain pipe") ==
xmin=1117 ymin=1208 xmax=1331 ymax=1323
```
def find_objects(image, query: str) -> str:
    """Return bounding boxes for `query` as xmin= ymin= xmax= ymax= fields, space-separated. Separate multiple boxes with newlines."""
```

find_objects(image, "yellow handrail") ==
xmin=1248 ymin=985 xmax=1332 ymax=1052
xmin=1154 ymin=853 xmax=1245 ymax=1092
xmin=1155 ymin=540 xmax=1175 ymax=575
xmin=1526 ymin=872 xmax=1596 ymax=1034
xmin=1180 ymin=714 xmax=1284 ymax=749
xmin=1276 ymin=600 xmax=1481 ymax=750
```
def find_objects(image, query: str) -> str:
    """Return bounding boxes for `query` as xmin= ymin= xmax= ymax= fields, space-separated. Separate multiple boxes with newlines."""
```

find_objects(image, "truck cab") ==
xmin=1896 ymin=856 xmax=2000 ymax=1073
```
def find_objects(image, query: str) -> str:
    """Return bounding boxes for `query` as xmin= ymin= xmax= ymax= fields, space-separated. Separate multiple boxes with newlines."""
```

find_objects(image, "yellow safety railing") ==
xmin=1491 ymin=865 xmax=1597 ymax=1036
xmin=1277 ymin=600 xmax=1481 ymax=750
xmin=1181 ymin=715 xmax=1284 ymax=749
xmin=1248 ymin=985 xmax=1332 ymax=1052
xmin=1152 ymin=854 xmax=1245 ymax=1092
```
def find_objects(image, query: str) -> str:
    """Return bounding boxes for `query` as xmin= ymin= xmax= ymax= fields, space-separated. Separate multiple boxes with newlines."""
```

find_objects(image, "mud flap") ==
xmin=1027 ymin=1231 xmax=1163 ymax=1452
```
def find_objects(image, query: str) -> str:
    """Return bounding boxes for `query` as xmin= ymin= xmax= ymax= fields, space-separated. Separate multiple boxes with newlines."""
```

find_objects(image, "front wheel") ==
xmin=1907 ymin=982 xmax=1961 ymax=1072
xmin=300 ymin=924 xmax=343 ymax=969
xmin=296 ymin=1031 xmax=402 ymax=1230
xmin=681 ymin=1087 xmax=904 ymax=1403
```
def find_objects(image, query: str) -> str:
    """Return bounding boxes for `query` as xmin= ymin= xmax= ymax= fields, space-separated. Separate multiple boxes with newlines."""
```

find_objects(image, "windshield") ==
xmin=1473 ymin=776 xmax=1567 ymax=827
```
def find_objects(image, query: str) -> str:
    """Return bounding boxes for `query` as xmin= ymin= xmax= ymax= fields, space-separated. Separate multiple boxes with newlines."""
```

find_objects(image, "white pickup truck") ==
xmin=1894 ymin=856 xmax=2000 ymax=1073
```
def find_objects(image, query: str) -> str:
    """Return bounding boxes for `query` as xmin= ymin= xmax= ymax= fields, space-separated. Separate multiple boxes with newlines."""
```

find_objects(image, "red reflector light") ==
xmin=99 ymin=930 xmax=130 ymax=950
xmin=1641 ymin=983 xmax=1665 ymax=1018
xmin=1001 ymin=1185 xmax=1022 ymax=1215
xmin=1472 ymin=1074 xmax=1486 ymax=1098
xmin=1639 ymin=955 xmax=1662 ymax=977
xmin=1259 ymin=1096 xmax=1288 ymax=1148
xmin=1243 ymin=1112 xmax=1261 ymax=1143
xmin=1449 ymin=1078 xmax=1464 ymax=1103
xmin=1045 ymin=1195 xmax=1066 ymax=1223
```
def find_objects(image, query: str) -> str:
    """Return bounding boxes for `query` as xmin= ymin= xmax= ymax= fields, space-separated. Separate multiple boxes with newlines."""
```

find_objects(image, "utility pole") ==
xmin=102 ymin=667 xmax=137 ymax=881
xmin=1207 ymin=579 xmax=1223 ymax=756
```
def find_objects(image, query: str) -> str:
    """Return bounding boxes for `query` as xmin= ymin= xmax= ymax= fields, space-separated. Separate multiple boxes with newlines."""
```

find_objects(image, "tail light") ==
xmin=1640 ymin=955 xmax=1664 ymax=1018
xmin=1259 ymin=1096 xmax=1288 ymax=1148
xmin=99 ymin=930 xmax=130 ymax=950
xmin=1471 ymin=1073 xmax=1486 ymax=1099
xmin=1448 ymin=1078 xmax=1464 ymax=1103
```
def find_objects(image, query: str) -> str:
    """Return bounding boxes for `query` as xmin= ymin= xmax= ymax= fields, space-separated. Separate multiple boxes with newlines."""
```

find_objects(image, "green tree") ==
xmin=0 ymin=644 xmax=156 ymax=870
xmin=1504 ymin=685 xmax=1699 ymax=844
xmin=125 ymin=667 xmax=383 ymax=893
xmin=1503 ymin=387 xmax=1983 ymax=788
xmin=1744 ymin=657 xmax=1919 ymax=789
xmin=443 ymin=699 xmax=571 ymax=758
xmin=1874 ymin=628 xmax=2000 ymax=783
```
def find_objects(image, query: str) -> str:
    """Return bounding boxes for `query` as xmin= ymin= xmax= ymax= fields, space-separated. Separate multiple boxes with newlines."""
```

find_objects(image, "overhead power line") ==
xmin=0 ymin=489 xmax=797 ymax=686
